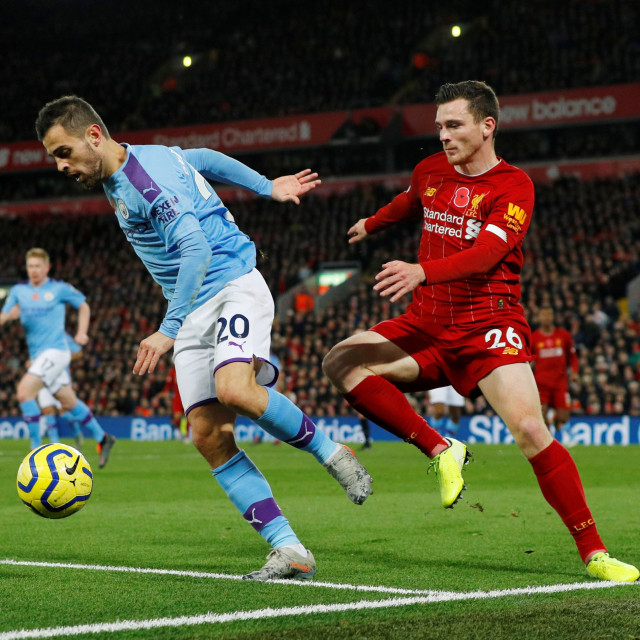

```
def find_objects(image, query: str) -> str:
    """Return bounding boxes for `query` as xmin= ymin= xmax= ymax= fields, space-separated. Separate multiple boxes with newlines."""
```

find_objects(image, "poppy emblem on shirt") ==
xmin=32 ymin=293 xmax=39 ymax=301
xmin=117 ymin=199 xmax=130 ymax=220
xmin=453 ymin=187 xmax=470 ymax=208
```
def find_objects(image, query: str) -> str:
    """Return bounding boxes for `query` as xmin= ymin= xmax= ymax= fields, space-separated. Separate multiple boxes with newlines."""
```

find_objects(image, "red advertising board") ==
xmin=0 ymin=84 xmax=637 ymax=174
xmin=403 ymin=83 xmax=640 ymax=136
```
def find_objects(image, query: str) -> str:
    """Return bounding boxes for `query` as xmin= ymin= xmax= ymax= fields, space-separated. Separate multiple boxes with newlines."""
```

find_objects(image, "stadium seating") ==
xmin=0 ymin=0 xmax=637 ymax=143
xmin=0 ymin=175 xmax=638 ymax=418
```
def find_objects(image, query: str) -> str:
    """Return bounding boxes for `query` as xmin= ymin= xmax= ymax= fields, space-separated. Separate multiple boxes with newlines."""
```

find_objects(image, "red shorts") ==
xmin=172 ymin=392 xmax=184 ymax=415
xmin=371 ymin=311 xmax=534 ymax=397
xmin=536 ymin=382 xmax=571 ymax=410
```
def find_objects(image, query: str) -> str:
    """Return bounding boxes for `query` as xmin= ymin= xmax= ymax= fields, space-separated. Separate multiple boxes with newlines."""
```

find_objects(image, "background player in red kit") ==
xmin=323 ymin=80 xmax=638 ymax=582
xmin=159 ymin=365 xmax=190 ymax=441
xmin=531 ymin=305 xmax=579 ymax=435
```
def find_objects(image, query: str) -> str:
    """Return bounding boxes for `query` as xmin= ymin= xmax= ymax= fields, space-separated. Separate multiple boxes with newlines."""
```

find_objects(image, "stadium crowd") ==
xmin=0 ymin=174 xmax=639 ymax=419
xmin=1 ymin=0 xmax=637 ymax=144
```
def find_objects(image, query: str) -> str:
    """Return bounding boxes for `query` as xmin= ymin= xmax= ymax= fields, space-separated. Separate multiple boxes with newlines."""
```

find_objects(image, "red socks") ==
xmin=529 ymin=440 xmax=606 ymax=562
xmin=344 ymin=376 xmax=447 ymax=457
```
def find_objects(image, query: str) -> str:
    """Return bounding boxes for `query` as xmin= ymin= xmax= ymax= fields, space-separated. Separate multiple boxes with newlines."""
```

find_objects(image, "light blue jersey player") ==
xmin=37 ymin=95 xmax=372 ymax=581
xmin=0 ymin=248 xmax=116 ymax=466
xmin=37 ymin=332 xmax=90 ymax=450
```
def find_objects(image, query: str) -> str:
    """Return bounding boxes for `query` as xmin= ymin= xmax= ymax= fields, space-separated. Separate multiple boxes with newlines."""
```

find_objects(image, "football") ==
xmin=17 ymin=443 xmax=93 ymax=519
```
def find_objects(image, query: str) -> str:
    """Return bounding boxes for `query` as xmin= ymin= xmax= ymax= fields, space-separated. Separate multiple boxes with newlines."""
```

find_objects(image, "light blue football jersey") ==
xmin=103 ymin=144 xmax=273 ymax=338
xmin=2 ymin=279 xmax=86 ymax=358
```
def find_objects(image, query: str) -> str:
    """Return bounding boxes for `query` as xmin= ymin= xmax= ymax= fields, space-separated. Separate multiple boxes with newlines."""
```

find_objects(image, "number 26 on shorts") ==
xmin=484 ymin=326 xmax=523 ymax=355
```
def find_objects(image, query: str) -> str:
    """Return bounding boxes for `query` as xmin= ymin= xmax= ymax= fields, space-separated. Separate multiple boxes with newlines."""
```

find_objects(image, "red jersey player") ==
xmin=323 ymin=80 xmax=638 ymax=582
xmin=161 ymin=365 xmax=190 ymax=441
xmin=531 ymin=305 xmax=579 ymax=433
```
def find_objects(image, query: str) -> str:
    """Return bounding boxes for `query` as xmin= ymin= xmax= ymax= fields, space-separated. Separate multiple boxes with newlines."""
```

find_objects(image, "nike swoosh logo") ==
xmin=65 ymin=455 xmax=80 ymax=476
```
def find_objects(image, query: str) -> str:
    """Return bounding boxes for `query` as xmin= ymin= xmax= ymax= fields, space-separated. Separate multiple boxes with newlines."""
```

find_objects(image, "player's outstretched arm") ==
xmin=347 ymin=218 xmax=370 ymax=244
xmin=271 ymin=169 xmax=320 ymax=204
xmin=0 ymin=305 xmax=20 ymax=325
xmin=74 ymin=301 xmax=91 ymax=346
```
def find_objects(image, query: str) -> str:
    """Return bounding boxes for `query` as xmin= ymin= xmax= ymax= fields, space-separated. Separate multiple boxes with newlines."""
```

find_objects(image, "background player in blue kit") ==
xmin=0 ymin=248 xmax=116 ymax=466
xmin=36 ymin=95 xmax=372 ymax=581
xmin=37 ymin=332 xmax=89 ymax=450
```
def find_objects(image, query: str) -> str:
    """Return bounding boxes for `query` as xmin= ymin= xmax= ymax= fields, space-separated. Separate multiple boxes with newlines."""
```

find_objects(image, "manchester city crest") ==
xmin=117 ymin=199 xmax=130 ymax=220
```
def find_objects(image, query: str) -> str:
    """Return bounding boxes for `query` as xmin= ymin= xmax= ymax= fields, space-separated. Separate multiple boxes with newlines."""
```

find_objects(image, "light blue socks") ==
xmin=255 ymin=387 xmax=339 ymax=463
xmin=213 ymin=450 xmax=300 ymax=548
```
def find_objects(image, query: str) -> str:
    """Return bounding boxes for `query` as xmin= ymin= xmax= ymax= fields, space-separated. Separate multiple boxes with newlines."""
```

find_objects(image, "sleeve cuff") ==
xmin=158 ymin=321 xmax=180 ymax=340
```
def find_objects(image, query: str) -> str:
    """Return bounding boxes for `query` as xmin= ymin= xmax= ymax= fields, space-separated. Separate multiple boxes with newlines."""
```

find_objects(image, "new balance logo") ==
xmin=229 ymin=341 xmax=246 ymax=351
xmin=246 ymin=508 xmax=262 ymax=525
xmin=465 ymin=219 xmax=482 ymax=240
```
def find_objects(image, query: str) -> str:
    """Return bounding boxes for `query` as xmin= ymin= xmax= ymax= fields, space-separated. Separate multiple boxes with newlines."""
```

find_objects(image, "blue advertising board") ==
xmin=0 ymin=414 xmax=639 ymax=445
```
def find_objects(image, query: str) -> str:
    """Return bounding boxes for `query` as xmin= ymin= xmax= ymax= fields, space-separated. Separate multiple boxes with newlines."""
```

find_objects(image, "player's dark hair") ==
xmin=435 ymin=81 xmax=500 ymax=137
xmin=35 ymin=96 xmax=110 ymax=141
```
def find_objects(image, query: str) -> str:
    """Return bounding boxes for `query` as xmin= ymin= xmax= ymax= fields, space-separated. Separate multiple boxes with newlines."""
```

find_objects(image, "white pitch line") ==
xmin=0 ymin=558 xmax=445 ymax=595
xmin=0 ymin=580 xmax=636 ymax=640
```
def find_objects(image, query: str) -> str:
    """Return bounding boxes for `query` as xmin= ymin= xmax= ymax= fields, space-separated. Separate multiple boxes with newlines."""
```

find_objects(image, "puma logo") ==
xmin=142 ymin=184 xmax=157 ymax=196
xmin=246 ymin=508 xmax=262 ymax=525
xmin=229 ymin=341 xmax=246 ymax=352
xmin=288 ymin=424 xmax=313 ymax=446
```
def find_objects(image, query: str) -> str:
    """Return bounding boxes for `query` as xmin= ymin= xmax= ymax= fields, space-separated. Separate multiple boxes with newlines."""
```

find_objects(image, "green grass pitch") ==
xmin=1 ymin=439 xmax=639 ymax=639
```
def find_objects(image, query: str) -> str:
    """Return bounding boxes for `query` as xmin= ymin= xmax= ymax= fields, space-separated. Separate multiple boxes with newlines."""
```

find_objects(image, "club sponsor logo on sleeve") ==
xmin=152 ymin=196 xmax=181 ymax=224
xmin=504 ymin=202 xmax=527 ymax=232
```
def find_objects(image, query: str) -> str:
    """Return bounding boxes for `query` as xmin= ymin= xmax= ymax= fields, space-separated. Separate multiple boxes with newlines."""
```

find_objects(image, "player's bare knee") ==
xmin=59 ymin=398 xmax=75 ymax=412
xmin=191 ymin=427 xmax=220 ymax=452
xmin=215 ymin=382 xmax=251 ymax=414
xmin=511 ymin=414 xmax=552 ymax=453
xmin=17 ymin=387 xmax=35 ymax=404
xmin=321 ymin=347 xmax=340 ymax=383
xmin=322 ymin=343 xmax=354 ymax=387
xmin=192 ymin=425 xmax=238 ymax=467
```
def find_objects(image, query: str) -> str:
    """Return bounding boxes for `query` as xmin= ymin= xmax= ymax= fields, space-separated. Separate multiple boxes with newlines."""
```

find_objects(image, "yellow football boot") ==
xmin=428 ymin=438 xmax=471 ymax=508
xmin=586 ymin=552 xmax=639 ymax=582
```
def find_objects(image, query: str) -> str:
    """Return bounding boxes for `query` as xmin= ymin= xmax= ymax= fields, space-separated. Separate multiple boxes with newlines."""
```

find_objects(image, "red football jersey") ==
xmin=531 ymin=327 xmax=579 ymax=386
xmin=365 ymin=152 xmax=534 ymax=324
